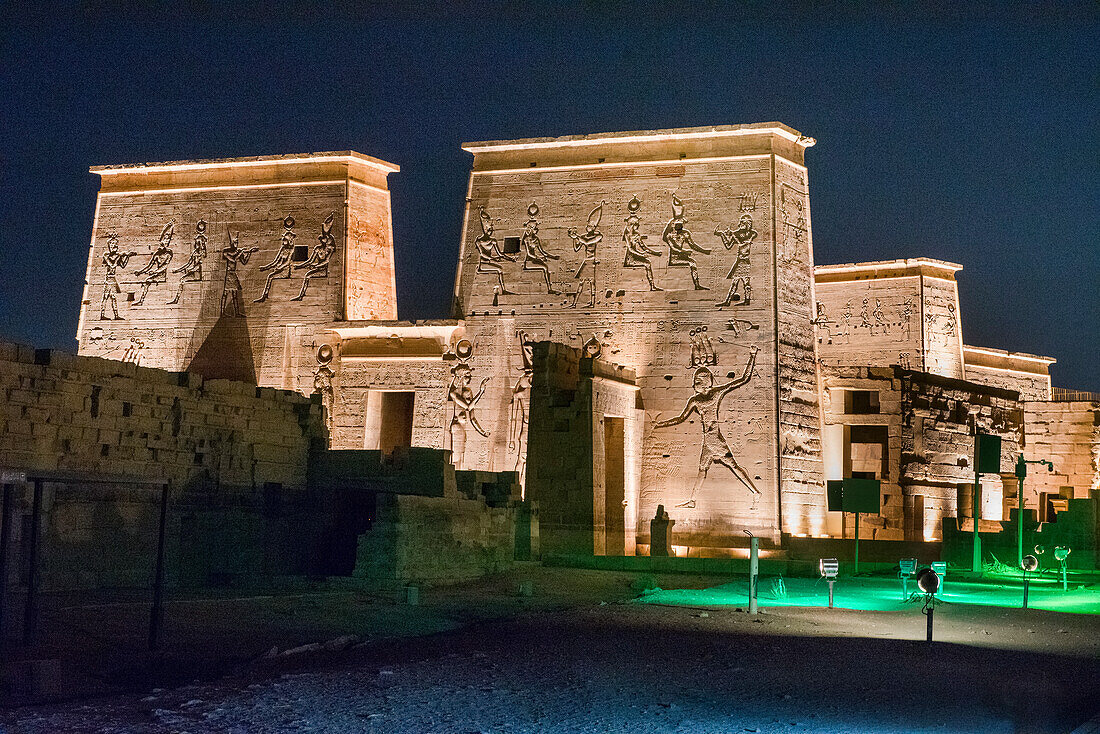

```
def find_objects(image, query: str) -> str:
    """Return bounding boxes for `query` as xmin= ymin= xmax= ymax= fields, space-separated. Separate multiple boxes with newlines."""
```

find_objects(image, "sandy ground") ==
xmin=1 ymin=571 xmax=1097 ymax=734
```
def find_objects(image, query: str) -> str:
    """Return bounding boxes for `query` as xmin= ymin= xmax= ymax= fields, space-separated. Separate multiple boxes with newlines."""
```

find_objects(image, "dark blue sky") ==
xmin=2 ymin=3 xmax=1097 ymax=389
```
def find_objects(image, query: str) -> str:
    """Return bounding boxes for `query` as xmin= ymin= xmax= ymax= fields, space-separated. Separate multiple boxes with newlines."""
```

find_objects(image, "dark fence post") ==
xmin=149 ymin=481 xmax=169 ymax=651
xmin=23 ymin=478 xmax=43 ymax=646
xmin=0 ymin=483 xmax=15 ymax=657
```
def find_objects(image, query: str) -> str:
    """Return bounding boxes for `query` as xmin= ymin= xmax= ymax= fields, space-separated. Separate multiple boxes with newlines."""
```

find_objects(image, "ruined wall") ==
xmin=0 ymin=341 xmax=322 ymax=484
xmin=525 ymin=343 xmax=641 ymax=555
xmin=1023 ymin=401 xmax=1100 ymax=499
xmin=899 ymin=368 xmax=1023 ymax=540
xmin=454 ymin=126 xmax=824 ymax=547
xmin=965 ymin=364 xmax=1052 ymax=402
xmin=77 ymin=154 xmax=398 ymax=397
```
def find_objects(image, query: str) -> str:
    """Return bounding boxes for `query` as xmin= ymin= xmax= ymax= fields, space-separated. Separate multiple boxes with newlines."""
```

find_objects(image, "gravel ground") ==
xmin=2 ymin=598 xmax=1096 ymax=733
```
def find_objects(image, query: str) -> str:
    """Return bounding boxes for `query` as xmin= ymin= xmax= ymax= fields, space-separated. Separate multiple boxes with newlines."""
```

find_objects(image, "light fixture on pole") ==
xmin=1054 ymin=546 xmax=1071 ymax=592
xmin=819 ymin=558 xmax=839 ymax=608
xmin=915 ymin=567 xmax=941 ymax=643
xmin=1014 ymin=456 xmax=1054 ymax=568
xmin=1021 ymin=554 xmax=1039 ymax=609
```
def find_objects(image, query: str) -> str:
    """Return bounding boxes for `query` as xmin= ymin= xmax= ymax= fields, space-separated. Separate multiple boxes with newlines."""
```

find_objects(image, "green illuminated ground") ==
xmin=637 ymin=573 xmax=1100 ymax=614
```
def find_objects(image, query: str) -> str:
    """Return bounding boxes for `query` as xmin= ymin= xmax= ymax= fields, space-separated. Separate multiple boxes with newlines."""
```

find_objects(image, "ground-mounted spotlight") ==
xmin=930 ymin=561 xmax=947 ymax=594
xmin=899 ymin=558 xmax=917 ymax=600
xmin=819 ymin=558 xmax=839 ymax=608
xmin=915 ymin=567 xmax=941 ymax=643
xmin=1054 ymin=546 xmax=1071 ymax=591
xmin=1021 ymin=553 xmax=1039 ymax=609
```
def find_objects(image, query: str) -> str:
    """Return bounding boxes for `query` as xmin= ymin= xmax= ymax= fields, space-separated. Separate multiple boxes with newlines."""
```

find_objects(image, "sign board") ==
xmin=976 ymin=433 xmax=1002 ymax=474
xmin=826 ymin=478 xmax=881 ymax=513
xmin=930 ymin=561 xmax=947 ymax=577
xmin=899 ymin=558 xmax=917 ymax=576
xmin=0 ymin=470 xmax=27 ymax=484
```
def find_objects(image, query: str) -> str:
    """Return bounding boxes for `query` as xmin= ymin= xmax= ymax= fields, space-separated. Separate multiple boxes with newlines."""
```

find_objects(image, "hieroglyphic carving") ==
xmin=715 ymin=213 xmax=755 ymax=307
xmin=945 ymin=303 xmax=957 ymax=337
xmin=475 ymin=207 xmax=515 ymax=295
xmin=122 ymin=337 xmax=145 ymax=365
xmin=508 ymin=331 xmax=534 ymax=482
xmin=720 ymin=318 xmax=760 ymax=341
xmin=133 ymin=222 xmax=174 ymax=306
xmin=220 ymin=227 xmax=257 ymax=317
xmin=292 ymin=212 xmax=335 ymax=301
xmin=654 ymin=347 xmax=759 ymax=509
xmin=521 ymin=202 xmax=560 ymax=294
xmin=872 ymin=298 xmax=889 ymax=335
xmin=255 ymin=216 xmax=296 ymax=303
xmin=447 ymin=339 xmax=490 ymax=470
xmin=168 ymin=219 xmax=207 ymax=305
xmin=689 ymin=327 xmax=716 ymax=367
xmin=99 ymin=233 xmax=134 ymax=320
xmin=313 ymin=343 xmax=336 ymax=431
xmin=901 ymin=297 xmax=915 ymax=339
xmin=622 ymin=196 xmax=662 ymax=291
xmin=662 ymin=195 xmax=710 ymax=290
xmin=737 ymin=192 xmax=760 ymax=212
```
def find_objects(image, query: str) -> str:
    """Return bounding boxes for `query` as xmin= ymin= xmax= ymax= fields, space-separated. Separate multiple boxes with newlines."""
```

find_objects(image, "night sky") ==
xmin=2 ymin=3 xmax=1097 ymax=390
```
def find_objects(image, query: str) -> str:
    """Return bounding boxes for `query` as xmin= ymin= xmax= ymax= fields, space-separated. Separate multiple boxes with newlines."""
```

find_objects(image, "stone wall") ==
xmin=1023 ymin=400 xmax=1100 ymax=500
xmin=526 ymin=342 xmax=642 ymax=555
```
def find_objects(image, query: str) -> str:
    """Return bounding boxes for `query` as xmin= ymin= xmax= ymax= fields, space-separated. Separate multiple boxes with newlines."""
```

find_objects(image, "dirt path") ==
xmin=3 ymin=598 xmax=1096 ymax=733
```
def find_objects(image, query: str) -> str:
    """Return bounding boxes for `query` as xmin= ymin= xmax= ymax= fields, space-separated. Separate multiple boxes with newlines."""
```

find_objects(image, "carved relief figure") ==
xmin=689 ymin=327 xmax=717 ymax=367
xmin=255 ymin=216 xmax=296 ymax=303
xmin=508 ymin=331 xmax=535 ymax=483
xmin=622 ymin=196 xmax=662 ymax=291
xmin=521 ymin=202 xmax=560 ymax=294
xmin=901 ymin=297 xmax=915 ymax=338
xmin=448 ymin=339 xmax=490 ymax=470
xmin=568 ymin=203 xmax=603 ymax=279
xmin=842 ymin=300 xmax=853 ymax=336
xmin=715 ymin=214 xmax=756 ymax=306
xmin=313 ymin=344 xmax=336 ymax=432
xmin=474 ymin=207 xmax=515 ymax=295
xmin=99 ymin=233 xmax=135 ymax=320
xmin=873 ymin=298 xmax=889 ymax=335
xmin=662 ymin=195 xmax=710 ymax=290
xmin=133 ymin=222 xmax=175 ymax=306
xmin=654 ymin=347 xmax=760 ymax=509
xmin=220 ymin=227 xmax=258 ymax=317
xmin=292 ymin=212 xmax=336 ymax=301
xmin=945 ymin=303 xmax=957 ymax=336
xmin=168 ymin=220 xmax=208 ymax=305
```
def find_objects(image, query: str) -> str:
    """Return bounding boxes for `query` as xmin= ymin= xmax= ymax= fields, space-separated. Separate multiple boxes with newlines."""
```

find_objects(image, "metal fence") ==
xmin=1051 ymin=387 xmax=1100 ymax=402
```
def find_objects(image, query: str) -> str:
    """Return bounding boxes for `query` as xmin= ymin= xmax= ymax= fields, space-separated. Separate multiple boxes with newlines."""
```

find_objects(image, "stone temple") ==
xmin=73 ymin=123 xmax=1099 ymax=560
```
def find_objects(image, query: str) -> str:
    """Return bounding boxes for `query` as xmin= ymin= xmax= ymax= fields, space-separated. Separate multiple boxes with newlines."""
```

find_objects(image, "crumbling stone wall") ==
xmin=1023 ymin=400 xmax=1100 ymax=499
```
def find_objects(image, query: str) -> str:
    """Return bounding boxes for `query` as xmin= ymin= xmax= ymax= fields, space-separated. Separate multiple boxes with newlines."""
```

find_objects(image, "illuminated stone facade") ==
xmin=75 ymin=124 xmax=1096 ymax=557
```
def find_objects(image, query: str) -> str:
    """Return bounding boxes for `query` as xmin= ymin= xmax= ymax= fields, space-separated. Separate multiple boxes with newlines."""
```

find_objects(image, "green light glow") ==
xmin=636 ymin=576 xmax=1100 ymax=615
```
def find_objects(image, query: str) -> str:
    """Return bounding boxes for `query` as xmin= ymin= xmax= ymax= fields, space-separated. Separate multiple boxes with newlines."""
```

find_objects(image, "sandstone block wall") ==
xmin=1023 ymin=400 xmax=1100 ymax=499
xmin=0 ymin=340 xmax=322 ymax=485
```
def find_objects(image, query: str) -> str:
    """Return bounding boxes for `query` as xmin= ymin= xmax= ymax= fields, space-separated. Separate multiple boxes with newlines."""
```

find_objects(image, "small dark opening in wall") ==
xmin=292 ymin=245 xmax=309 ymax=262
xmin=100 ymin=444 xmax=110 ymax=457
xmin=125 ymin=292 xmax=135 ymax=302
xmin=122 ymin=401 xmax=132 ymax=417
xmin=503 ymin=237 xmax=521 ymax=254
xmin=90 ymin=385 xmax=102 ymax=418
xmin=529 ymin=162 xmax=537 ymax=167
xmin=845 ymin=390 xmax=880 ymax=414
xmin=598 ymin=157 xmax=606 ymax=163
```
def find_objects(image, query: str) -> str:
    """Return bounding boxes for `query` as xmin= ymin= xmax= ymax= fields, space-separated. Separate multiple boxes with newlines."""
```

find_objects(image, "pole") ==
xmin=149 ymin=482 xmax=169 ymax=652
xmin=972 ymin=474 xmax=982 ymax=573
xmin=1016 ymin=456 xmax=1026 ymax=569
xmin=0 ymin=484 xmax=14 ymax=656
xmin=1022 ymin=571 xmax=1029 ymax=610
xmin=901 ymin=575 xmax=908 ymax=601
xmin=748 ymin=536 xmax=759 ymax=615
xmin=1061 ymin=562 xmax=1067 ymax=592
xmin=926 ymin=606 xmax=934 ymax=643
xmin=23 ymin=479 xmax=43 ymax=646
xmin=827 ymin=579 xmax=834 ymax=608
xmin=854 ymin=513 xmax=860 ymax=575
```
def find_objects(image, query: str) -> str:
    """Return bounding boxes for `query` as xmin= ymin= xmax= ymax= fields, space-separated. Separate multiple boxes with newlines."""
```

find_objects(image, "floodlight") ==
xmin=1053 ymin=546 xmax=1070 ymax=562
xmin=1034 ymin=544 xmax=1045 ymax=555
xmin=930 ymin=561 xmax=946 ymax=578
xmin=916 ymin=568 xmax=940 ymax=594
xmin=899 ymin=558 xmax=917 ymax=576
xmin=819 ymin=558 xmax=839 ymax=579
xmin=1021 ymin=554 xmax=1038 ymax=572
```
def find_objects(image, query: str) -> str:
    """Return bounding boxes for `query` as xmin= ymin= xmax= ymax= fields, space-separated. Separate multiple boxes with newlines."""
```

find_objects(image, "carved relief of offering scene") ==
xmin=446 ymin=339 xmax=490 ymax=471
xmin=468 ymin=187 xmax=774 ymax=307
